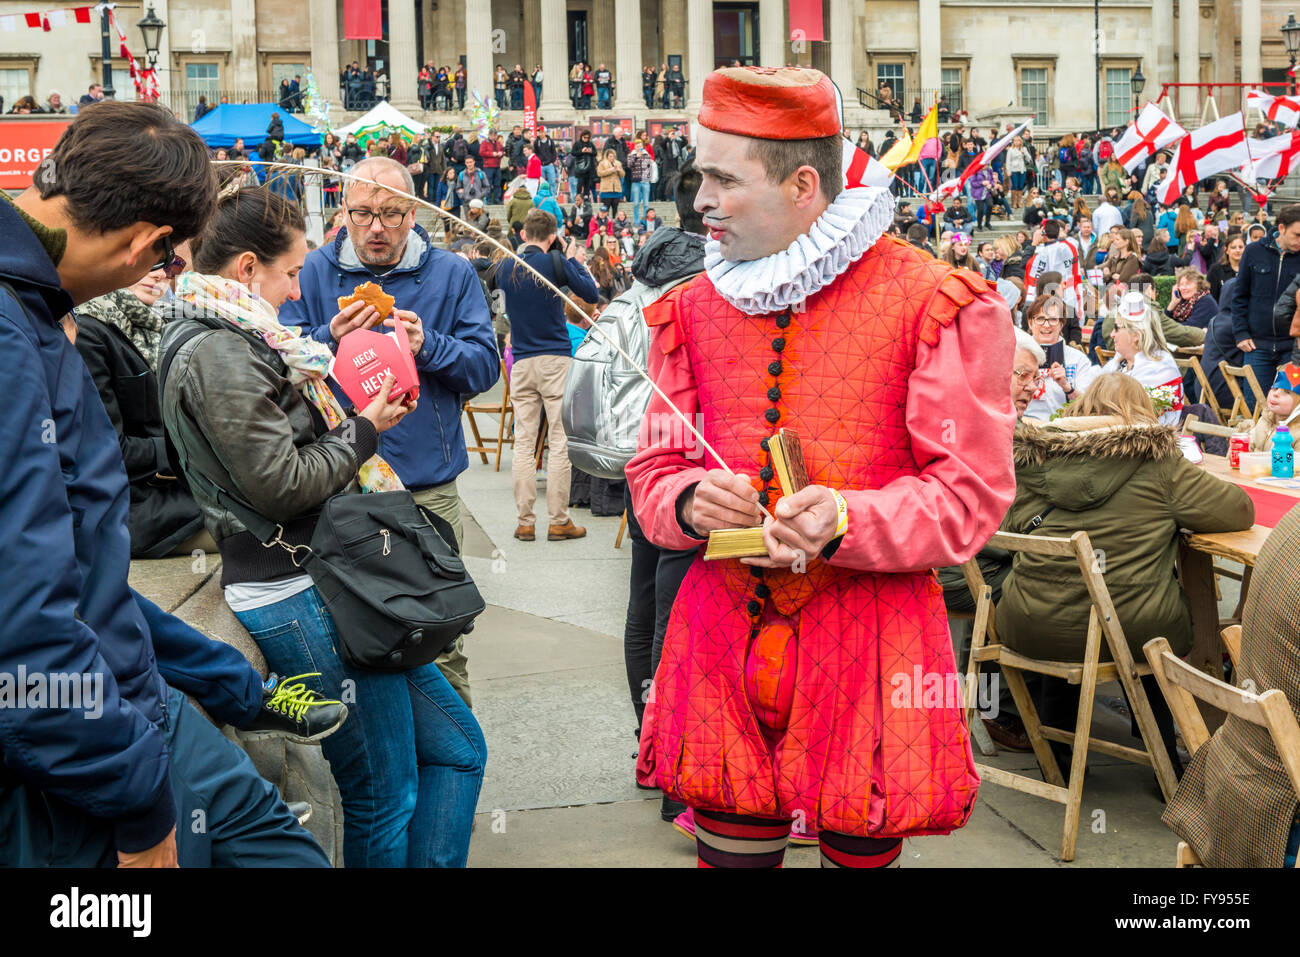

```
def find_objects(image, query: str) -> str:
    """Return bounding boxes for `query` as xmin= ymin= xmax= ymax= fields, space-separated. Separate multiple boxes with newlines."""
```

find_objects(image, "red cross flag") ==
xmin=935 ymin=118 xmax=1032 ymax=198
xmin=1155 ymin=112 xmax=1248 ymax=206
xmin=1245 ymin=130 xmax=1300 ymax=182
xmin=1246 ymin=90 xmax=1300 ymax=128
xmin=842 ymin=138 xmax=894 ymax=189
xmin=1113 ymin=103 xmax=1187 ymax=173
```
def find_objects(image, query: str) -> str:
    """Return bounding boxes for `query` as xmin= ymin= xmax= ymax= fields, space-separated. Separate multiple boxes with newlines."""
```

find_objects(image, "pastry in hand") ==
xmin=336 ymin=281 xmax=395 ymax=321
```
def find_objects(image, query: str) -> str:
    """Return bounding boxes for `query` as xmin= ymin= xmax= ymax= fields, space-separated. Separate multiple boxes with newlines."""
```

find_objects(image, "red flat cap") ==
xmin=698 ymin=66 xmax=840 ymax=139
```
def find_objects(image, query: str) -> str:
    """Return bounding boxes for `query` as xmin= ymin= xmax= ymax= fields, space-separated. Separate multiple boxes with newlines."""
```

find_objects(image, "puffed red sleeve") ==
xmin=625 ymin=293 xmax=711 ymax=552
xmin=827 ymin=287 xmax=1018 ymax=573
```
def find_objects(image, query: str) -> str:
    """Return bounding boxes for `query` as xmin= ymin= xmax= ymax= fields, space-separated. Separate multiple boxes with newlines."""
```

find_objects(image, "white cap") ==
xmin=469 ymin=198 xmax=484 ymax=209
xmin=1116 ymin=291 xmax=1149 ymax=324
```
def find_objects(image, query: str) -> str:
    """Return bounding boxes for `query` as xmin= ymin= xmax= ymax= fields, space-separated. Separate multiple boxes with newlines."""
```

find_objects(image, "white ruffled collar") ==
xmin=703 ymin=186 xmax=895 ymax=315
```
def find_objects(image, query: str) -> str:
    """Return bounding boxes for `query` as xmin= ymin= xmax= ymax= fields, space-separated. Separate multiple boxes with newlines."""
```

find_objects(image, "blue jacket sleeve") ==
xmin=413 ymin=259 xmax=500 ymax=394
xmin=0 ymin=314 xmax=175 ymax=851
xmin=563 ymin=255 xmax=601 ymax=305
xmin=1232 ymin=248 xmax=1253 ymax=343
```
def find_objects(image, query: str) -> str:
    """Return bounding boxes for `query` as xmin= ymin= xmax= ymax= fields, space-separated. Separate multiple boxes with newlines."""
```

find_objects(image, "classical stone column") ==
xmin=387 ymin=0 xmax=419 ymax=109
xmin=615 ymin=0 xmax=645 ymax=109
xmin=1242 ymin=0 xmax=1262 ymax=100
xmin=1177 ymin=0 xmax=1198 ymax=122
xmin=687 ymin=0 xmax=714 ymax=109
xmin=759 ymin=0 xmax=783 ymax=67
xmin=230 ymin=0 xmax=258 ymax=90
xmin=829 ymin=0 xmax=852 ymax=99
xmin=1152 ymin=0 xmax=1174 ymax=97
xmin=465 ymin=0 xmax=494 ymax=107
xmin=522 ymin=0 xmax=541 ymax=73
xmin=918 ymin=0 xmax=940 ymax=99
xmin=539 ymin=0 xmax=570 ymax=114
xmin=309 ymin=0 xmax=340 ymax=99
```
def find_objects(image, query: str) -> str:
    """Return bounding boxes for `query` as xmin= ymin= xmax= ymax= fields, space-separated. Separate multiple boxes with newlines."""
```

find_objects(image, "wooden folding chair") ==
xmin=614 ymin=510 xmax=628 ymax=549
xmin=955 ymin=557 xmax=1000 ymax=758
xmin=1180 ymin=413 xmax=1234 ymax=444
xmin=1219 ymin=624 xmax=1242 ymax=670
xmin=1143 ymin=635 xmax=1300 ymax=868
xmin=463 ymin=360 xmax=512 ymax=471
xmin=1175 ymin=358 xmax=1227 ymax=425
xmin=1096 ymin=347 xmax=1115 ymax=365
xmin=1219 ymin=361 xmax=1267 ymax=426
xmin=964 ymin=530 xmax=1180 ymax=862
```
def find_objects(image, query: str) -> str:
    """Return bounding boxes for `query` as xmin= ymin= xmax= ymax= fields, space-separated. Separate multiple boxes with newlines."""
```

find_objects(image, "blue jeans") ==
xmin=1242 ymin=341 xmax=1292 ymax=412
xmin=510 ymin=88 xmax=523 ymax=110
xmin=485 ymin=167 xmax=501 ymax=204
xmin=0 ymin=685 xmax=329 ymax=866
xmin=631 ymin=180 xmax=651 ymax=226
xmin=541 ymin=163 xmax=558 ymax=192
xmin=919 ymin=157 xmax=937 ymax=191
xmin=1011 ymin=171 xmax=1026 ymax=192
xmin=234 ymin=586 xmax=486 ymax=867
xmin=598 ymin=86 xmax=611 ymax=109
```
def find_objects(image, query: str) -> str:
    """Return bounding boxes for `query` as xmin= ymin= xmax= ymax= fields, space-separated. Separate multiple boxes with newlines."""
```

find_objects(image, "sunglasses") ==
xmin=151 ymin=234 xmax=185 ymax=278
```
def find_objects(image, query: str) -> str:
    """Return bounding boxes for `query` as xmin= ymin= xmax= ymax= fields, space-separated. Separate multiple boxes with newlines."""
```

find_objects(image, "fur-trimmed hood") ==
xmin=1013 ymin=415 xmax=1182 ymax=510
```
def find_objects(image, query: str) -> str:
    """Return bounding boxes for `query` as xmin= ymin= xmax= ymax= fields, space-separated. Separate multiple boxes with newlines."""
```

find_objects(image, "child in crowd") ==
xmin=1248 ymin=364 xmax=1300 ymax=452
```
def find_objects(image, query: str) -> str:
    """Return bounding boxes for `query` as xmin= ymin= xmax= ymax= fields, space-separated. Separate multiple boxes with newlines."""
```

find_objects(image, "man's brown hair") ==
xmin=747 ymin=133 xmax=843 ymax=204
xmin=37 ymin=100 xmax=215 ymax=243
xmin=522 ymin=208 xmax=557 ymax=242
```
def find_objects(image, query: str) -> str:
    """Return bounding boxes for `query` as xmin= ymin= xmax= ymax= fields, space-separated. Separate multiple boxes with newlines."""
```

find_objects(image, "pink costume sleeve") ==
xmin=625 ymin=315 xmax=712 ymax=552
xmin=827 ymin=291 xmax=1018 ymax=573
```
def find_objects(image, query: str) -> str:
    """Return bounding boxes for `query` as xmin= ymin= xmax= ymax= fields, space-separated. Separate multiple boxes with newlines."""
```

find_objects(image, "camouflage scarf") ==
xmin=77 ymin=288 xmax=165 ymax=371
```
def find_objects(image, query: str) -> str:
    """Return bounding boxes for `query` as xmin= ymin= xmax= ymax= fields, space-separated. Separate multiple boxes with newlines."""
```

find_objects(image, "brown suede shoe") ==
xmin=982 ymin=715 xmax=1032 ymax=752
xmin=547 ymin=520 xmax=587 ymax=541
xmin=514 ymin=524 xmax=535 ymax=541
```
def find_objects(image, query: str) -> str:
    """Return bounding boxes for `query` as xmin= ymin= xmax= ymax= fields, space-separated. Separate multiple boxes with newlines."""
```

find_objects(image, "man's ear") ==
xmin=124 ymin=223 xmax=172 ymax=270
xmin=788 ymin=165 xmax=823 ymax=211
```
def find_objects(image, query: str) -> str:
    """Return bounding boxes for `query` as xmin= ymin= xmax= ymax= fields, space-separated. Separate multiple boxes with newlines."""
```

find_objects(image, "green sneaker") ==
xmin=243 ymin=673 xmax=347 ymax=745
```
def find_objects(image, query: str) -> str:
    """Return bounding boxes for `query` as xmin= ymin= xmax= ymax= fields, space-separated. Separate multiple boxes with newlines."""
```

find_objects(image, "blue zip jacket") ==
xmin=279 ymin=225 xmax=499 ymax=490
xmin=0 ymin=197 xmax=175 ymax=853
xmin=495 ymin=244 xmax=600 ymax=361
xmin=1231 ymin=233 xmax=1300 ymax=347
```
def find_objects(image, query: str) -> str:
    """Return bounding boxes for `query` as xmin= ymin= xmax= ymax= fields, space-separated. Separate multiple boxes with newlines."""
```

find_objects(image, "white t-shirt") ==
xmin=1092 ymin=202 xmax=1124 ymax=237
xmin=225 ymin=575 xmax=314 ymax=613
xmin=1025 ymin=341 xmax=1101 ymax=421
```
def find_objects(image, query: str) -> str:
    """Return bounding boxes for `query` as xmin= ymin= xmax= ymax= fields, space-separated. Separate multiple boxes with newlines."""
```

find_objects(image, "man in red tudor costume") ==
xmin=627 ymin=67 xmax=1017 ymax=868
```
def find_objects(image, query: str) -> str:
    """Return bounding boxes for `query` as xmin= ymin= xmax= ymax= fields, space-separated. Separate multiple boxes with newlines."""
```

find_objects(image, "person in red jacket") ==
xmin=478 ymin=130 xmax=506 ymax=203
xmin=627 ymin=66 xmax=1016 ymax=868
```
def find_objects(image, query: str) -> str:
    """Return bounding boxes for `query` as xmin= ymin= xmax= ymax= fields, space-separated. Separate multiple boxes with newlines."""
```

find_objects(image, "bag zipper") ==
xmin=381 ymin=528 xmax=391 ymax=556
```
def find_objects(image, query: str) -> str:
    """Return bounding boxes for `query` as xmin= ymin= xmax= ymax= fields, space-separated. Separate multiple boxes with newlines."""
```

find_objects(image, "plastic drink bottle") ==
xmin=1272 ymin=426 xmax=1294 ymax=479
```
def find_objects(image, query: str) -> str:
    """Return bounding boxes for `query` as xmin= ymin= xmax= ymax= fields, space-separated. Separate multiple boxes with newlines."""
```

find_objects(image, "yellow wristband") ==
xmin=830 ymin=488 xmax=849 ymax=540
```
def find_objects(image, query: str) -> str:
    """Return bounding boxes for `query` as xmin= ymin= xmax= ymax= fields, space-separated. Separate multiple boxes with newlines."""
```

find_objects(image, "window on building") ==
xmin=1020 ymin=67 xmax=1048 ymax=126
xmin=0 ymin=67 xmax=30 ymax=109
xmin=184 ymin=62 xmax=220 ymax=114
xmin=876 ymin=63 xmax=904 ymax=103
xmin=111 ymin=68 xmax=137 ymax=101
xmin=1105 ymin=67 xmax=1132 ymax=127
xmin=941 ymin=66 xmax=963 ymax=113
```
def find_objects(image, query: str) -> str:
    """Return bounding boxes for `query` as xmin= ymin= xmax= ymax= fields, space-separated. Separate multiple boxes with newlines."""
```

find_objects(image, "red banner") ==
xmin=523 ymin=81 xmax=537 ymax=137
xmin=788 ymin=0 xmax=824 ymax=42
xmin=343 ymin=0 xmax=382 ymax=40
xmin=0 ymin=118 xmax=72 ymax=188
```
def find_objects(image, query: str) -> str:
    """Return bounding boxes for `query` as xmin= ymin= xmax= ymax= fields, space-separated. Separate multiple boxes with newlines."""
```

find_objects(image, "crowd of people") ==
xmin=6 ymin=63 xmax=1300 ymax=874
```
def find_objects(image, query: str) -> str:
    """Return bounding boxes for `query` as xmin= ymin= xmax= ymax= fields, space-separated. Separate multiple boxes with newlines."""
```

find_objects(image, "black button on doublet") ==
xmin=755 ymin=583 xmax=771 ymax=599
xmin=767 ymin=386 xmax=781 ymax=402
xmin=759 ymin=466 xmax=774 ymax=482
xmin=776 ymin=314 xmax=791 ymax=328
xmin=765 ymin=408 xmax=780 ymax=423
xmin=759 ymin=437 xmax=770 ymax=451
xmin=768 ymin=361 xmax=782 ymax=376
xmin=746 ymin=600 xmax=761 ymax=616
xmin=758 ymin=491 xmax=771 ymax=506
xmin=771 ymin=337 xmax=786 ymax=352
xmin=750 ymin=566 xmax=765 ymax=579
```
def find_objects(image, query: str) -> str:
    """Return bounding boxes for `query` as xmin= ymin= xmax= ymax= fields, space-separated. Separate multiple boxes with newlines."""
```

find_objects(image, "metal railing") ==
xmin=157 ymin=89 xmax=288 ymax=118
xmin=857 ymin=87 xmax=963 ymax=118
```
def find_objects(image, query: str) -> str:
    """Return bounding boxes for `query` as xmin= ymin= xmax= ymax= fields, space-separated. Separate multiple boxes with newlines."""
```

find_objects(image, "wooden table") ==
xmin=1181 ymin=455 xmax=1300 ymax=675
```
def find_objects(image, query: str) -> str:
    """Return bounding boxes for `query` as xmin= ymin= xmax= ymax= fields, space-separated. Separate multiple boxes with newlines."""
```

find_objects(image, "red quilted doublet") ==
xmin=641 ymin=236 xmax=988 ymax=837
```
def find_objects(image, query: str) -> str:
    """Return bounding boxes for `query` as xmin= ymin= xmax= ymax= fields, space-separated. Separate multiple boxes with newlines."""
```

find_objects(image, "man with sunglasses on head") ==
xmin=1 ymin=101 xmax=333 ymax=867
xmin=280 ymin=155 xmax=498 ymax=708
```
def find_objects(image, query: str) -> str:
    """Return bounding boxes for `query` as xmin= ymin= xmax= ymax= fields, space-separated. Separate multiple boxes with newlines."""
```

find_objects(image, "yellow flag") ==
xmin=879 ymin=130 xmax=913 ymax=171
xmin=898 ymin=105 xmax=939 ymax=167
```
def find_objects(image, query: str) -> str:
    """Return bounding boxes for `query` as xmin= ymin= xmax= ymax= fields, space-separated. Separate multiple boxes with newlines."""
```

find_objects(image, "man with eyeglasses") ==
xmin=280 ymin=155 xmax=498 ymax=708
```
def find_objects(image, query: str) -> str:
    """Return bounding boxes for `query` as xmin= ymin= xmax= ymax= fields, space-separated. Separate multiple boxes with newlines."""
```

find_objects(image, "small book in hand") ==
xmin=703 ymin=429 xmax=807 ymax=560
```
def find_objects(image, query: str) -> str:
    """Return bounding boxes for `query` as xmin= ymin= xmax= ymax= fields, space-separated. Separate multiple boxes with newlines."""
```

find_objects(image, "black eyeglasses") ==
xmin=347 ymin=206 xmax=414 ymax=229
xmin=151 ymin=234 xmax=185 ymax=278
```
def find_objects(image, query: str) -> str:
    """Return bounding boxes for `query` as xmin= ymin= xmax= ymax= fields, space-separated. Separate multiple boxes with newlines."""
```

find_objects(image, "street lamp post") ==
xmin=99 ymin=6 xmax=115 ymax=99
xmin=1283 ymin=13 xmax=1300 ymax=97
xmin=1131 ymin=65 xmax=1145 ymax=118
xmin=136 ymin=4 xmax=166 ymax=100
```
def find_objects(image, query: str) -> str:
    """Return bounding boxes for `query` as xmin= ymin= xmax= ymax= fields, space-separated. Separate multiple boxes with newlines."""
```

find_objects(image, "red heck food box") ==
xmin=331 ymin=319 xmax=420 ymax=409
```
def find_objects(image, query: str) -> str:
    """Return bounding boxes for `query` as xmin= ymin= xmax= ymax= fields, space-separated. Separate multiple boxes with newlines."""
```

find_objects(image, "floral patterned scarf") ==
xmin=175 ymin=272 xmax=403 ymax=493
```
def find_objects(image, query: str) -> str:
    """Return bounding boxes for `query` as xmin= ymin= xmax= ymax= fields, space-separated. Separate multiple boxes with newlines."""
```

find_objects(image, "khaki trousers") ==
xmin=510 ymin=354 xmax=572 ymax=528
xmin=411 ymin=480 xmax=472 ymax=708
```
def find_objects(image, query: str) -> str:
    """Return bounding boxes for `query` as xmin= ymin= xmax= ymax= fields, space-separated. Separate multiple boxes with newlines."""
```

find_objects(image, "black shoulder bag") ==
xmin=159 ymin=321 xmax=485 ymax=672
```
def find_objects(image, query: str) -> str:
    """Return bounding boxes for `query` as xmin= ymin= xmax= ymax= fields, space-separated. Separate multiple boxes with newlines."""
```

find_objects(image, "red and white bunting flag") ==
xmin=74 ymin=5 xmax=90 ymax=22
xmin=1246 ymin=89 xmax=1300 ymax=128
xmin=935 ymin=119 xmax=1032 ymax=198
xmin=1245 ymin=130 xmax=1300 ymax=181
xmin=1155 ymin=112 xmax=1248 ymax=206
xmin=842 ymin=138 xmax=893 ymax=189
xmin=1113 ymin=103 xmax=1186 ymax=173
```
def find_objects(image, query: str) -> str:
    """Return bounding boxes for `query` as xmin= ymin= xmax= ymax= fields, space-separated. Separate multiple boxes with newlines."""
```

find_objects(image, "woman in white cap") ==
xmin=1102 ymin=291 xmax=1184 ymax=426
